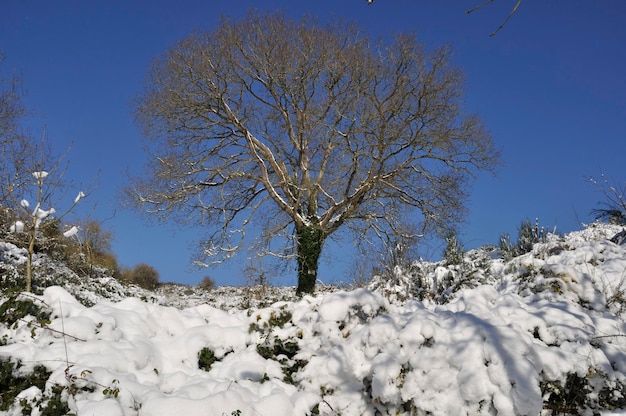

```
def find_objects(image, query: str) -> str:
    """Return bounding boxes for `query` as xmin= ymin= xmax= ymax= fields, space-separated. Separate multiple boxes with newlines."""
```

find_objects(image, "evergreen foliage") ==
xmin=499 ymin=218 xmax=547 ymax=260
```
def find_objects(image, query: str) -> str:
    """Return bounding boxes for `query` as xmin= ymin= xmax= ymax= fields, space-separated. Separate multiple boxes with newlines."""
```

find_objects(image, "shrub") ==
xmin=117 ymin=263 xmax=160 ymax=290
xmin=500 ymin=218 xmax=547 ymax=260
xmin=198 ymin=275 xmax=215 ymax=291
xmin=129 ymin=263 xmax=160 ymax=290
xmin=541 ymin=371 xmax=626 ymax=415
xmin=0 ymin=358 xmax=51 ymax=411
xmin=197 ymin=347 xmax=217 ymax=371
xmin=589 ymin=173 xmax=626 ymax=225
xmin=0 ymin=292 xmax=51 ymax=326
xmin=442 ymin=233 xmax=464 ymax=266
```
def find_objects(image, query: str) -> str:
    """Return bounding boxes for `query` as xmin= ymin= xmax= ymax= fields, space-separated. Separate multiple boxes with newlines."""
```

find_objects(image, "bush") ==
xmin=197 ymin=347 xmax=217 ymax=371
xmin=118 ymin=263 xmax=160 ymax=290
xmin=500 ymin=218 xmax=547 ymax=260
xmin=0 ymin=358 xmax=51 ymax=411
xmin=198 ymin=275 xmax=215 ymax=291
xmin=0 ymin=292 xmax=51 ymax=326
xmin=130 ymin=263 xmax=160 ymax=290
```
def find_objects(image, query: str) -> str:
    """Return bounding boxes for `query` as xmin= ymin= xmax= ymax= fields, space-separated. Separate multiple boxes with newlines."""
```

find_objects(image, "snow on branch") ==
xmin=32 ymin=171 xmax=49 ymax=180
xmin=74 ymin=191 xmax=86 ymax=204
xmin=63 ymin=225 xmax=80 ymax=238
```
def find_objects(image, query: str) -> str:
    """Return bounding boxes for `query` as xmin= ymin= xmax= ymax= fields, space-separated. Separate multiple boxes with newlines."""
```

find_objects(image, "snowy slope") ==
xmin=1 ymin=223 xmax=626 ymax=415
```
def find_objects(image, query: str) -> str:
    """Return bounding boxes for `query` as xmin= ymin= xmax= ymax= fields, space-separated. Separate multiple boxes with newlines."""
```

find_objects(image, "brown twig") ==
xmin=466 ymin=0 xmax=524 ymax=37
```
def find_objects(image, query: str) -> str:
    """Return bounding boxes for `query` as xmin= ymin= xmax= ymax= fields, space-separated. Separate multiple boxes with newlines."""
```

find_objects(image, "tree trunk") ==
xmin=26 ymin=232 xmax=35 ymax=293
xmin=295 ymin=223 xmax=325 ymax=296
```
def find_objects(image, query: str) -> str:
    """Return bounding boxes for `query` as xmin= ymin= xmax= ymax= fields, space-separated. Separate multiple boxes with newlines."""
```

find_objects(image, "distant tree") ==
xmin=129 ymin=263 xmax=160 ymax=290
xmin=118 ymin=267 xmax=133 ymax=284
xmin=127 ymin=12 xmax=499 ymax=294
xmin=198 ymin=275 xmax=216 ymax=291
xmin=64 ymin=219 xmax=118 ymax=277
xmin=81 ymin=220 xmax=114 ymax=255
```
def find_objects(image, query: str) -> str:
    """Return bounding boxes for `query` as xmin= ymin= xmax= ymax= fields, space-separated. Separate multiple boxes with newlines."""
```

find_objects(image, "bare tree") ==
xmin=127 ymin=12 xmax=499 ymax=294
xmin=0 ymin=53 xmax=36 ymax=205
xmin=8 ymin=165 xmax=86 ymax=292
xmin=64 ymin=219 xmax=117 ymax=276
xmin=6 ymin=137 xmax=88 ymax=292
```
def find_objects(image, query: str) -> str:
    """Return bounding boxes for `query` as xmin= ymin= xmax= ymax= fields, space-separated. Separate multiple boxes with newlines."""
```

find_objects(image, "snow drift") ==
xmin=1 ymin=223 xmax=626 ymax=415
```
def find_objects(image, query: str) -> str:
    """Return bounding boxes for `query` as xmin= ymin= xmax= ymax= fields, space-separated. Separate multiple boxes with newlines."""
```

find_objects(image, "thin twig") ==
xmin=593 ymin=334 xmax=626 ymax=340
xmin=490 ymin=0 xmax=524 ymax=37
xmin=16 ymin=316 xmax=86 ymax=342
xmin=466 ymin=0 xmax=524 ymax=37
xmin=465 ymin=0 xmax=496 ymax=15
xmin=59 ymin=301 xmax=71 ymax=369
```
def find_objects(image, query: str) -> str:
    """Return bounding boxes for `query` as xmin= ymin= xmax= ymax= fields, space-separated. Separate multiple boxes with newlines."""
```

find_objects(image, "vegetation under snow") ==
xmin=0 ymin=222 xmax=625 ymax=415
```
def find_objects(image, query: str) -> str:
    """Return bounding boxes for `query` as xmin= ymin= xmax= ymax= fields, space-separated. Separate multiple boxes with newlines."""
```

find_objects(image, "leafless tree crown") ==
xmin=129 ymin=12 xmax=499 ymax=267
xmin=0 ymin=53 xmax=36 ymax=205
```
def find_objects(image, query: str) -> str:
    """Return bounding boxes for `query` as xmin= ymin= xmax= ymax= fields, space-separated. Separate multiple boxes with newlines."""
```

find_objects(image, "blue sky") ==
xmin=1 ymin=1 xmax=625 ymax=286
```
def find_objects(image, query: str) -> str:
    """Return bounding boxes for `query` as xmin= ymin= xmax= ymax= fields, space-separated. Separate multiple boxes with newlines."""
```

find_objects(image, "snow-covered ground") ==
xmin=1 ymin=223 xmax=626 ymax=415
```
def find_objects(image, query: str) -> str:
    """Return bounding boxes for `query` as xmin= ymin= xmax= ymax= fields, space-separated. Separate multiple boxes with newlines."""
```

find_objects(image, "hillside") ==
xmin=1 ymin=222 xmax=626 ymax=415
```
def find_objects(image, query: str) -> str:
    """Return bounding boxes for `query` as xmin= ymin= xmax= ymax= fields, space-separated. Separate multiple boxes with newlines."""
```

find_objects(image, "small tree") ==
xmin=8 ymin=169 xmax=86 ymax=292
xmin=64 ymin=219 xmax=118 ymax=277
xmin=243 ymin=257 xmax=269 ymax=287
xmin=127 ymin=11 xmax=499 ymax=294
xmin=442 ymin=232 xmax=465 ymax=266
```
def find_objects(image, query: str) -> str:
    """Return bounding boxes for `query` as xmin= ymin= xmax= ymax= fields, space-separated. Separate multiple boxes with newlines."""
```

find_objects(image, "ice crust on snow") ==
xmin=0 ymin=223 xmax=626 ymax=415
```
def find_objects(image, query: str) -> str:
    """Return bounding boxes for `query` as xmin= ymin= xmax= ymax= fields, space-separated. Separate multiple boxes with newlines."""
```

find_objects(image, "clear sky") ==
xmin=1 ymin=1 xmax=625 ymax=287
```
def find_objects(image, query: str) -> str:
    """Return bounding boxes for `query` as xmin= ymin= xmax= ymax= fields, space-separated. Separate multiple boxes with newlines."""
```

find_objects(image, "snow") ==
xmin=31 ymin=204 xmax=56 ymax=229
xmin=9 ymin=220 xmax=24 ymax=233
xmin=63 ymin=225 xmax=80 ymax=238
xmin=31 ymin=170 xmax=49 ymax=180
xmin=1 ymin=222 xmax=626 ymax=415
xmin=32 ymin=204 xmax=55 ymax=219
xmin=74 ymin=191 xmax=86 ymax=204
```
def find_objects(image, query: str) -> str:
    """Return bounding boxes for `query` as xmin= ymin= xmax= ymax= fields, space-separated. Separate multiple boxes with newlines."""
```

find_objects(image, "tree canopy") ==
xmin=127 ymin=12 xmax=499 ymax=294
xmin=0 ymin=53 xmax=35 ymax=206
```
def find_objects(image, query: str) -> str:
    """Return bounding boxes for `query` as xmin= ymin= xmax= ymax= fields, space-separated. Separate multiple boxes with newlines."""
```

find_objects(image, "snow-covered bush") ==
xmin=442 ymin=232 xmax=464 ymax=266
xmin=0 ymin=222 xmax=625 ymax=415
xmin=500 ymin=218 xmax=550 ymax=260
xmin=368 ymin=264 xmax=419 ymax=303
xmin=0 ymin=358 xmax=60 ymax=413
xmin=368 ymin=243 xmax=495 ymax=304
